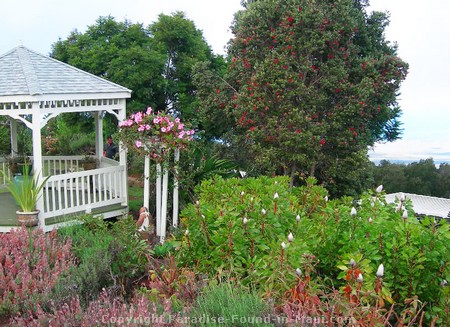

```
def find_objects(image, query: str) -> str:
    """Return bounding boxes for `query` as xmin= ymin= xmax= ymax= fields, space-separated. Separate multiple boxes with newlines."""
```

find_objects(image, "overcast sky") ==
xmin=1 ymin=0 xmax=449 ymax=164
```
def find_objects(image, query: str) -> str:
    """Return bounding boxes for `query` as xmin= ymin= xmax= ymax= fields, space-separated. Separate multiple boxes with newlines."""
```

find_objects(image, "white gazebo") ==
xmin=0 ymin=46 xmax=131 ymax=232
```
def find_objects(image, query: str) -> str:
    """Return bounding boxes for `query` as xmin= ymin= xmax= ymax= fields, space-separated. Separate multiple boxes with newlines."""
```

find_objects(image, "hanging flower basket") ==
xmin=116 ymin=107 xmax=194 ymax=162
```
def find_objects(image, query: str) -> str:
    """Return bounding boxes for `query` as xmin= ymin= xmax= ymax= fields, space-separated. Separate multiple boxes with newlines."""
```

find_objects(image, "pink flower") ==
xmin=161 ymin=127 xmax=167 ymax=133
xmin=137 ymin=125 xmax=146 ymax=132
xmin=146 ymin=107 xmax=153 ymax=115
xmin=135 ymin=140 xmax=142 ymax=148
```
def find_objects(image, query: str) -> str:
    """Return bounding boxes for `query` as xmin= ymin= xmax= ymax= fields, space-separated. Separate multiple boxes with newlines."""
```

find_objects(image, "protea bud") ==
xmin=376 ymin=264 xmax=384 ymax=278
xmin=402 ymin=210 xmax=408 ymax=219
xmin=261 ymin=208 xmax=266 ymax=215
xmin=296 ymin=268 xmax=302 ymax=276
xmin=357 ymin=273 xmax=363 ymax=283
xmin=281 ymin=242 xmax=286 ymax=249
xmin=288 ymin=232 xmax=294 ymax=243
xmin=243 ymin=217 xmax=248 ymax=225
xmin=350 ymin=258 xmax=356 ymax=267
xmin=274 ymin=192 xmax=279 ymax=199
xmin=368 ymin=217 xmax=373 ymax=223
xmin=376 ymin=185 xmax=383 ymax=193
xmin=296 ymin=214 xmax=301 ymax=222
xmin=350 ymin=207 xmax=357 ymax=216
xmin=185 ymin=229 xmax=189 ymax=236
xmin=324 ymin=195 xmax=329 ymax=202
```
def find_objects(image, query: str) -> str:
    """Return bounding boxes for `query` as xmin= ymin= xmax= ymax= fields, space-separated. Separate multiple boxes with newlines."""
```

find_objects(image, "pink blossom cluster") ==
xmin=117 ymin=107 xmax=194 ymax=160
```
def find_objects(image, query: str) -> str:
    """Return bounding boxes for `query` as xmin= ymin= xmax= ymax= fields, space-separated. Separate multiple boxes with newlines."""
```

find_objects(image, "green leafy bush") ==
xmin=176 ymin=176 xmax=449 ymax=324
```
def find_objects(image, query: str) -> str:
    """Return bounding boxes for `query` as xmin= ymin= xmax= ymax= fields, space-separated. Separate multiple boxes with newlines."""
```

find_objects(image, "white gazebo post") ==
xmin=31 ymin=102 xmax=45 ymax=227
xmin=95 ymin=111 xmax=103 ymax=161
xmin=117 ymin=101 xmax=128 ymax=206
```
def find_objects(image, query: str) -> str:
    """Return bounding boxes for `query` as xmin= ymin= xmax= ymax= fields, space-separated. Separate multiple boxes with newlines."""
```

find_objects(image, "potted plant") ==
xmin=80 ymin=155 xmax=98 ymax=170
xmin=1 ymin=164 xmax=49 ymax=226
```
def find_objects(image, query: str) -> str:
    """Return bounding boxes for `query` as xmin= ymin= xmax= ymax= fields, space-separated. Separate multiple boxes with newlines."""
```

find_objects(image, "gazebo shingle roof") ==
xmin=385 ymin=192 xmax=450 ymax=219
xmin=0 ymin=45 xmax=131 ymax=97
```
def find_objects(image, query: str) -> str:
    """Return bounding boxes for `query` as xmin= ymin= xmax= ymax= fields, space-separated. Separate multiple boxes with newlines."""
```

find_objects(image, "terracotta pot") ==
xmin=16 ymin=210 xmax=39 ymax=227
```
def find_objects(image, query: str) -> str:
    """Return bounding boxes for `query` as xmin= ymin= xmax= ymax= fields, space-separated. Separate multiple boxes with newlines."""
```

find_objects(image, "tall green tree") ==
xmin=51 ymin=16 xmax=166 ymax=112
xmin=148 ymin=12 xmax=219 ymax=120
xmin=195 ymin=0 xmax=407 ymax=189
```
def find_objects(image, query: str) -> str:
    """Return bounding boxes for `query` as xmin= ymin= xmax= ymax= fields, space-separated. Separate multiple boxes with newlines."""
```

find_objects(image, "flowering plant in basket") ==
xmin=116 ymin=107 xmax=195 ymax=162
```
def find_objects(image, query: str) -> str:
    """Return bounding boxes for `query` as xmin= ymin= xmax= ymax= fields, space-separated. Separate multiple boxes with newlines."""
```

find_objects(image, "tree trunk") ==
xmin=289 ymin=161 xmax=297 ymax=188
xmin=309 ymin=162 xmax=316 ymax=178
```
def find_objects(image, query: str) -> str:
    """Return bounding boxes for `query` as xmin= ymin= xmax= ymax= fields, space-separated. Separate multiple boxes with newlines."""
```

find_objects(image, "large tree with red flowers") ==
xmin=195 ymin=0 xmax=408 ymax=191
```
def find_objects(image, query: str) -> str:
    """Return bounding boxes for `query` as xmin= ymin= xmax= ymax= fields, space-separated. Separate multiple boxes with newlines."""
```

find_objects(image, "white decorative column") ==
xmin=143 ymin=155 xmax=150 ymax=210
xmin=156 ymin=163 xmax=162 ymax=237
xmin=172 ymin=149 xmax=180 ymax=228
xmin=160 ymin=164 xmax=169 ymax=243
xmin=31 ymin=102 xmax=45 ymax=227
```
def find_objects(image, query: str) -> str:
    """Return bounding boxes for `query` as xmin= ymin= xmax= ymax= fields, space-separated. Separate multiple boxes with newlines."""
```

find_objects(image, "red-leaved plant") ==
xmin=0 ymin=226 xmax=73 ymax=321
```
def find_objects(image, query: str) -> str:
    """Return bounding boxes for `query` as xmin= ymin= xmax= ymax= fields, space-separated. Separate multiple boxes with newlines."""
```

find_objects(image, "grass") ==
xmin=189 ymin=282 xmax=274 ymax=326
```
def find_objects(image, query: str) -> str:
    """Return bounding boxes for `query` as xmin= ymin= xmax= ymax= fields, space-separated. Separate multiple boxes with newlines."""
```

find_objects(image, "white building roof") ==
xmin=0 ymin=45 xmax=131 ymax=98
xmin=385 ymin=192 xmax=450 ymax=219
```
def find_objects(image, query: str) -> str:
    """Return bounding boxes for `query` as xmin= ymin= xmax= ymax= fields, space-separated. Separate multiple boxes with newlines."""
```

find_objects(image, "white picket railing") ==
xmin=41 ymin=165 xmax=126 ymax=219
xmin=0 ymin=155 xmax=127 ymax=222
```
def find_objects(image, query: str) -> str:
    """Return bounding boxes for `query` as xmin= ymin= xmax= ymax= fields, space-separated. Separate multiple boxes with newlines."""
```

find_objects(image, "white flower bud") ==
xmin=250 ymin=197 xmax=254 ymax=203
xmin=402 ymin=210 xmax=408 ymax=219
xmin=357 ymin=273 xmax=363 ymax=283
xmin=195 ymin=200 xmax=199 ymax=206
xmin=274 ymin=192 xmax=279 ymax=199
xmin=243 ymin=217 xmax=248 ymax=225
xmin=288 ymin=232 xmax=294 ymax=243
xmin=350 ymin=258 xmax=356 ymax=267
xmin=240 ymin=191 xmax=245 ymax=196
xmin=185 ymin=229 xmax=189 ymax=236
xmin=281 ymin=242 xmax=286 ymax=249
xmin=400 ymin=193 xmax=405 ymax=202
xmin=296 ymin=214 xmax=301 ymax=222
xmin=324 ymin=195 xmax=329 ymax=202
xmin=261 ymin=208 xmax=266 ymax=215
xmin=350 ymin=207 xmax=357 ymax=216
xmin=376 ymin=264 xmax=384 ymax=278
xmin=201 ymin=214 xmax=205 ymax=219
xmin=296 ymin=268 xmax=302 ymax=276
xmin=376 ymin=185 xmax=383 ymax=193
xmin=368 ymin=217 xmax=373 ymax=223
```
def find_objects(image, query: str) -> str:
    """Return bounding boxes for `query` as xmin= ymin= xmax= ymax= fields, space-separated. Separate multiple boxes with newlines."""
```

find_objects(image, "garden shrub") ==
xmin=52 ymin=221 xmax=116 ymax=307
xmin=54 ymin=215 xmax=150 ymax=302
xmin=11 ymin=288 xmax=187 ymax=327
xmin=189 ymin=282 xmax=273 ymax=326
xmin=176 ymin=176 xmax=449 ymax=324
xmin=0 ymin=226 xmax=73 ymax=320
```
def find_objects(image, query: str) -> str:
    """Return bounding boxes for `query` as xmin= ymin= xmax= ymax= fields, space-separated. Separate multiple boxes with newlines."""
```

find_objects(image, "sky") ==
xmin=1 ymin=0 xmax=449 ymax=164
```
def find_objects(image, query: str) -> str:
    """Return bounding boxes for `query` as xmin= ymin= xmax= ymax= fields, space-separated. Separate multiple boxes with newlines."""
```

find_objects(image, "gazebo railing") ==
xmin=41 ymin=165 xmax=126 ymax=219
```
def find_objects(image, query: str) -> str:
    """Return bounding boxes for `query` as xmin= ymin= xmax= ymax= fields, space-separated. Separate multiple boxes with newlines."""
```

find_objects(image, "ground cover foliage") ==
xmin=0 ymin=176 xmax=448 ymax=326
